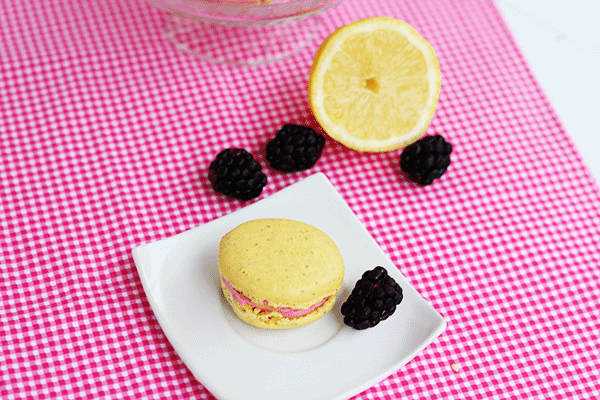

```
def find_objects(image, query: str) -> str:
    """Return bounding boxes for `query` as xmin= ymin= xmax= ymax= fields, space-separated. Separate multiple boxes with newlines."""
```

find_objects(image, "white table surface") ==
xmin=494 ymin=0 xmax=600 ymax=184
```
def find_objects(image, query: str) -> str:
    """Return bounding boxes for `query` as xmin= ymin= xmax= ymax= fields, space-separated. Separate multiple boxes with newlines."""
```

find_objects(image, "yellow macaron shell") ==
xmin=220 ymin=280 xmax=337 ymax=329
xmin=218 ymin=219 xmax=345 ymax=309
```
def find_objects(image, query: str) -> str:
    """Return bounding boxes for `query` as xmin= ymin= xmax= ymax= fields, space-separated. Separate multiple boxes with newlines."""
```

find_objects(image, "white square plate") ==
xmin=132 ymin=172 xmax=446 ymax=400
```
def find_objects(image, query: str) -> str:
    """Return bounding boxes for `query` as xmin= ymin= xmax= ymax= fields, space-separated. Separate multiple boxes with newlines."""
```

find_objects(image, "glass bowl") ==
xmin=145 ymin=0 xmax=347 ymax=65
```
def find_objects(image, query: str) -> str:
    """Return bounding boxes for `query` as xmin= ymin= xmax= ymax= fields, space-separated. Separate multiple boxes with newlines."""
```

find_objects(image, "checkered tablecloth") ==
xmin=2 ymin=0 xmax=600 ymax=399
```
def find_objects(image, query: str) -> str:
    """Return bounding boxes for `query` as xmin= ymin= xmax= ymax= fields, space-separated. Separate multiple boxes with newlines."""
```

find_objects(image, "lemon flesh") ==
xmin=309 ymin=17 xmax=441 ymax=152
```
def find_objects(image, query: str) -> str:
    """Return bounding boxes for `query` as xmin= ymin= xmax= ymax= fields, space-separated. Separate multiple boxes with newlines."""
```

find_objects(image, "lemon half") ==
xmin=308 ymin=17 xmax=441 ymax=152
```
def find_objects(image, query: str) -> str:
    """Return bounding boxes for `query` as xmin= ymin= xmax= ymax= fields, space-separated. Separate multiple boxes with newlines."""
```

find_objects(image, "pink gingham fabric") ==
xmin=2 ymin=0 xmax=600 ymax=399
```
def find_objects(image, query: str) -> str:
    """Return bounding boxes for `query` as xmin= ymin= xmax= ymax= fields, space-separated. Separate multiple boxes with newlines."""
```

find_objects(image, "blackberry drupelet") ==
xmin=400 ymin=134 xmax=453 ymax=185
xmin=341 ymin=266 xmax=403 ymax=330
xmin=266 ymin=124 xmax=326 ymax=172
xmin=208 ymin=148 xmax=268 ymax=201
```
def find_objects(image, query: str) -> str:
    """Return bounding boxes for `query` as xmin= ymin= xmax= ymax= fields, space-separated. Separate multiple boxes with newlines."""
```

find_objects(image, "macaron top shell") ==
xmin=218 ymin=218 xmax=344 ymax=307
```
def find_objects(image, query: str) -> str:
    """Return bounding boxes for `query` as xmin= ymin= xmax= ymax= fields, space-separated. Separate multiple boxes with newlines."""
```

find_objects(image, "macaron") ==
xmin=219 ymin=218 xmax=344 ymax=329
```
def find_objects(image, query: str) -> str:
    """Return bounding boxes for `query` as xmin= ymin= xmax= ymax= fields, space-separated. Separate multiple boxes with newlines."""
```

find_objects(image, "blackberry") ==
xmin=266 ymin=124 xmax=326 ymax=172
xmin=208 ymin=148 xmax=268 ymax=201
xmin=400 ymin=134 xmax=453 ymax=185
xmin=341 ymin=266 xmax=403 ymax=330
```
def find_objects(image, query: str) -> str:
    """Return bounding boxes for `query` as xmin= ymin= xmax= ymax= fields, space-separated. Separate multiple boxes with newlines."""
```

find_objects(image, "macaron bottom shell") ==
xmin=221 ymin=280 xmax=337 ymax=329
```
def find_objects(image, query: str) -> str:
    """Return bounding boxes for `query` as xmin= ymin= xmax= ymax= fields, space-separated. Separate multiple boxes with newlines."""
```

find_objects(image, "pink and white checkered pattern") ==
xmin=2 ymin=0 xmax=600 ymax=399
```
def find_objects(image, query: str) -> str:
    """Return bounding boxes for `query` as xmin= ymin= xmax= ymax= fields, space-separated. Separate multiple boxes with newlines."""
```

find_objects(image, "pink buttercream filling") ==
xmin=221 ymin=276 xmax=329 ymax=318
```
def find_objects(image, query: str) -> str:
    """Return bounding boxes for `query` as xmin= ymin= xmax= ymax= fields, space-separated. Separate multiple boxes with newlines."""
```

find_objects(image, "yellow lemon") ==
xmin=308 ymin=17 xmax=441 ymax=152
